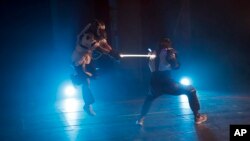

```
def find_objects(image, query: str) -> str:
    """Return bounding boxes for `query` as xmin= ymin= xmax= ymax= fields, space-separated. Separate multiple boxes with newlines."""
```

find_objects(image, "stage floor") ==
xmin=1 ymin=90 xmax=250 ymax=141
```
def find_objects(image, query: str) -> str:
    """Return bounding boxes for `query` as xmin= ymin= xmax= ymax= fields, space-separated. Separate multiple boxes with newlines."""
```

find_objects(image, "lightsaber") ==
xmin=119 ymin=48 xmax=156 ymax=58
xmin=120 ymin=54 xmax=156 ymax=58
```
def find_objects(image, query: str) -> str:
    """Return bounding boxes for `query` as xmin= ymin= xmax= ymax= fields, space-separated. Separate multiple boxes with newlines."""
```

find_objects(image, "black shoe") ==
xmin=83 ymin=105 xmax=96 ymax=116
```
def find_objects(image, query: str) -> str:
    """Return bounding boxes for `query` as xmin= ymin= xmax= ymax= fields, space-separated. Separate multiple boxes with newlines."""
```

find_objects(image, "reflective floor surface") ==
xmin=1 ymin=90 xmax=250 ymax=141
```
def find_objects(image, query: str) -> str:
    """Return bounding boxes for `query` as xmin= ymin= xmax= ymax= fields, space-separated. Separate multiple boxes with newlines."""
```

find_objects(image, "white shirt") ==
xmin=148 ymin=48 xmax=172 ymax=72
xmin=72 ymin=24 xmax=108 ymax=65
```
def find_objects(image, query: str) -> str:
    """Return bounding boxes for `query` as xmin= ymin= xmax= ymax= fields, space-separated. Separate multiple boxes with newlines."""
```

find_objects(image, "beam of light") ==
xmin=180 ymin=77 xmax=191 ymax=86
xmin=178 ymin=95 xmax=191 ymax=115
xmin=120 ymin=54 xmax=156 ymax=58
xmin=59 ymin=98 xmax=83 ymax=141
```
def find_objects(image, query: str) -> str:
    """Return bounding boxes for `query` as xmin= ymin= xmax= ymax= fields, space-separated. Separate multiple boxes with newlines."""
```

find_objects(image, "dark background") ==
xmin=1 ymin=0 xmax=250 ymax=113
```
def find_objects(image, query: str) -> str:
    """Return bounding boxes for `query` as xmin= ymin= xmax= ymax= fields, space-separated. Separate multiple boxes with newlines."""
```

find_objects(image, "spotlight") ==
xmin=180 ymin=77 xmax=191 ymax=86
xmin=64 ymin=84 xmax=77 ymax=96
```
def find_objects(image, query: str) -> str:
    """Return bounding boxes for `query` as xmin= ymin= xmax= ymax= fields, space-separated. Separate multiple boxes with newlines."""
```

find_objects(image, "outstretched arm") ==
xmin=94 ymin=39 xmax=112 ymax=53
xmin=93 ymin=39 xmax=121 ymax=60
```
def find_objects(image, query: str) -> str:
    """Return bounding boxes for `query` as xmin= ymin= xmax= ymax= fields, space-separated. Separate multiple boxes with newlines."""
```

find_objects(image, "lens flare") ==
xmin=64 ymin=84 xmax=77 ymax=96
xmin=180 ymin=77 xmax=191 ymax=86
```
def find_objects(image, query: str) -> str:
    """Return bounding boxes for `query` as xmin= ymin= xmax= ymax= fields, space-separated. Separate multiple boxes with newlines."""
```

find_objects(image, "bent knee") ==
xmin=183 ymin=85 xmax=196 ymax=95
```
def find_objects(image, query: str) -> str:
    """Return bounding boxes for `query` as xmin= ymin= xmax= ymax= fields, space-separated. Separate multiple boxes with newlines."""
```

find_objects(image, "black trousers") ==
xmin=140 ymin=71 xmax=200 ymax=117
xmin=82 ymin=78 xmax=95 ymax=105
xmin=74 ymin=62 xmax=96 ymax=106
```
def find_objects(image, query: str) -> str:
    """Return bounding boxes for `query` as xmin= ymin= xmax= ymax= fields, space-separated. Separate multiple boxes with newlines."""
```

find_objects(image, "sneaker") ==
xmin=83 ymin=105 xmax=96 ymax=116
xmin=195 ymin=114 xmax=207 ymax=124
xmin=136 ymin=117 xmax=144 ymax=126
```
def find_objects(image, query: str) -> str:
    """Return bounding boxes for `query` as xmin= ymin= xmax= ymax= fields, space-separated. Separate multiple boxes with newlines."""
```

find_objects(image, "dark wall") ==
xmin=1 ymin=0 xmax=250 ymax=112
xmin=1 ymin=0 xmax=54 ymax=111
xmin=189 ymin=0 xmax=250 ymax=90
xmin=0 ymin=0 xmax=111 ymax=110
xmin=117 ymin=0 xmax=250 ymax=91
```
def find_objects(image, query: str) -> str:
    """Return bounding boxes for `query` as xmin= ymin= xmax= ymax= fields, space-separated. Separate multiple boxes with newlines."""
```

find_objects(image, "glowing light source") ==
xmin=120 ymin=54 xmax=156 ymax=58
xmin=178 ymin=95 xmax=190 ymax=114
xmin=61 ymin=98 xmax=81 ymax=112
xmin=180 ymin=77 xmax=191 ymax=86
xmin=64 ymin=84 xmax=77 ymax=96
xmin=59 ymin=98 xmax=82 ymax=137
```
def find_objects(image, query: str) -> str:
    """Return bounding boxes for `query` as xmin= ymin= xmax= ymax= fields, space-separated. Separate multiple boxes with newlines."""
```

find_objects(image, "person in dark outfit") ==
xmin=71 ymin=19 xmax=120 ymax=116
xmin=136 ymin=38 xmax=207 ymax=125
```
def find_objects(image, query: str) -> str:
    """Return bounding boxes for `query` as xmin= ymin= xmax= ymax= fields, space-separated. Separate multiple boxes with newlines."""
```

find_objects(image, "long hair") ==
xmin=88 ymin=19 xmax=106 ymax=39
